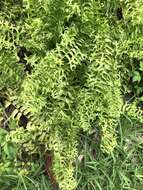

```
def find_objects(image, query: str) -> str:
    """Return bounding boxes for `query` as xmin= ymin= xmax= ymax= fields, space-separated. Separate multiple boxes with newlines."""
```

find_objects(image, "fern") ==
xmin=0 ymin=1 xmax=143 ymax=190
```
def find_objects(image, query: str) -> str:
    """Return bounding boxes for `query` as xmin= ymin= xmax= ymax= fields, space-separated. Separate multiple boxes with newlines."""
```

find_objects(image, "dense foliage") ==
xmin=0 ymin=0 xmax=143 ymax=189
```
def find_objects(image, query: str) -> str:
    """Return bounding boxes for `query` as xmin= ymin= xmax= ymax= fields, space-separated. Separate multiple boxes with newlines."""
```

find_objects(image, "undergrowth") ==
xmin=76 ymin=114 xmax=143 ymax=190
xmin=0 ymin=0 xmax=143 ymax=190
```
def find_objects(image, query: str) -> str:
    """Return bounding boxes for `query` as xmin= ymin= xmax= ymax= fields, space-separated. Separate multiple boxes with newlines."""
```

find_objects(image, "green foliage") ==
xmin=76 ymin=115 xmax=143 ymax=190
xmin=0 ymin=0 xmax=143 ymax=190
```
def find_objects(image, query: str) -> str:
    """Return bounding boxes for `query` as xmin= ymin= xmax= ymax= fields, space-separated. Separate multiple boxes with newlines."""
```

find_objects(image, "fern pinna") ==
xmin=0 ymin=0 xmax=143 ymax=190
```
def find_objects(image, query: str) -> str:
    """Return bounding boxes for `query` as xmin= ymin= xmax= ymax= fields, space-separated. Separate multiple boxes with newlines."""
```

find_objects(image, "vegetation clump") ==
xmin=0 ymin=0 xmax=143 ymax=189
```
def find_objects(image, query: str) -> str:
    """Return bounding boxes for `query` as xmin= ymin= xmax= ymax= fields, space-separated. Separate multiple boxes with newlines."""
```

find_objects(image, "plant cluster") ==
xmin=0 ymin=0 xmax=143 ymax=190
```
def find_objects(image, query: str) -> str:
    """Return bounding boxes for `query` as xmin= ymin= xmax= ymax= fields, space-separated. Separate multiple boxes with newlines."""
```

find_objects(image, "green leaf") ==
xmin=0 ymin=128 xmax=7 ymax=144
xmin=139 ymin=62 xmax=143 ymax=71
xmin=133 ymin=71 xmax=141 ymax=82
xmin=3 ymin=143 xmax=17 ymax=159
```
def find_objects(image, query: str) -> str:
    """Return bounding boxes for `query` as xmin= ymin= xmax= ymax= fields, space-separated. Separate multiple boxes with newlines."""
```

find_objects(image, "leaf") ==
xmin=133 ymin=71 xmax=141 ymax=82
xmin=3 ymin=143 xmax=17 ymax=159
xmin=0 ymin=128 xmax=7 ymax=144
xmin=139 ymin=62 xmax=143 ymax=71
